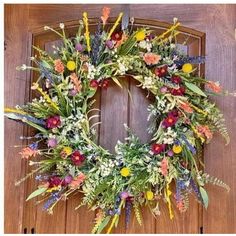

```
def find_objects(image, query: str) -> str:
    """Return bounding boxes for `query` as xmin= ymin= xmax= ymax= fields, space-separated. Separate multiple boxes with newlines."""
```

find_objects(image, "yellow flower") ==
xmin=172 ymin=145 xmax=182 ymax=154
xmin=67 ymin=61 xmax=76 ymax=71
xmin=145 ymin=190 xmax=154 ymax=200
xmin=61 ymin=146 xmax=73 ymax=157
xmin=182 ymin=63 xmax=193 ymax=73
xmin=135 ymin=30 xmax=146 ymax=41
xmin=120 ymin=167 xmax=130 ymax=177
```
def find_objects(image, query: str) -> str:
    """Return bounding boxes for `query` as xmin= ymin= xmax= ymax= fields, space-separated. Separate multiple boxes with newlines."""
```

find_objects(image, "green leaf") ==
xmin=184 ymin=82 xmax=207 ymax=97
xmin=199 ymin=187 xmax=209 ymax=209
xmin=26 ymin=187 xmax=47 ymax=201
xmin=24 ymin=120 xmax=48 ymax=134
xmin=96 ymin=215 xmax=111 ymax=234
xmin=112 ymin=77 xmax=123 ymax=88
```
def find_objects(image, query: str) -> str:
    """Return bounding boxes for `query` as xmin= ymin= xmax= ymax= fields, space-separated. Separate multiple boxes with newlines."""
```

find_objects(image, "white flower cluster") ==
xmin=117 ymin=58 xmax=129 ymax=75
xmin=99 ymin=159 xmax=116 ymax=177
xmin=138 ymin=40 xmax=152 ymax=52
xmin=162 ymin=127 xmax=177 ymax=144
xmin=142 ymin=76 xmax=155 ymax=89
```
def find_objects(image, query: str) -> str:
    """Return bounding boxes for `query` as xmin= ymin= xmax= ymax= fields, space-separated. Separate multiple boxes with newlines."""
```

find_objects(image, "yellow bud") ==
xmin=120 ymin=167 xmax=130 ymax=177
xmin=145 ymin=190 xmax=154 ymax=200
xmin=67 ymin=61 xmax=76 ymax=71
xmin=172 ymin=145 xmax=182 ymax=154
xmin=135 ymin=30 xmax=146 ymax=41
xmin=182 ymin=63 xmax=193 ymax=73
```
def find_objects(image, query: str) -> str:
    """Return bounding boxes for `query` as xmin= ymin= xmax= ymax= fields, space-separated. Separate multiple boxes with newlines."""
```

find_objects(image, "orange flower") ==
xmin=206 ymin=81 xmax=222 ymax=93
xmin=197 ymin=125 xmax=213 ymax=140
xmin=179 ymin=102 xmax=193 ymax=113
xmin=19 ymin=147 xmax=40 ymax=159
xmin=54 ymin=59 xmax=64 ymax=73
xmin=70 ymin=73 xmax=82 ymax=92
xmin=69 ymin=173 xmax=86 ymax=189
xmin=143 ymin=53 xmax=161 ymax=65
xmin=101 ymin=7 xmax=111 ymax=26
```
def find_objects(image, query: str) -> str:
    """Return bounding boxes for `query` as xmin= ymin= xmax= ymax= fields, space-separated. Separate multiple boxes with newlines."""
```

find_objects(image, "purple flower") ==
xmin=105 ymin=40 xmax=114 ymax=49
xmin=160 ymin=86 xmax=168 ymax=93
xmin=69 ymin=89 xmax=78 ymax=96
xmin=167 ymin=150 xmax=174 ymax=157
xmin=64 ymin=175 xmax=73 ymax=184
xmin=75 ymin=43 xmax=84 ymax=52
xmin=120 ymin=191 xmax=129 ymax=199
xmin=47 ymin=138 xmax=58 ymax=148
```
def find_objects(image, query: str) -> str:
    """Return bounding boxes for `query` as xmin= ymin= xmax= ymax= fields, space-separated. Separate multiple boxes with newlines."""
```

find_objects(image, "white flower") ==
xmin=44 ymin=26 xmax=49 ymax=30
xmin=59 ymin=23 xmax=64 ymax=29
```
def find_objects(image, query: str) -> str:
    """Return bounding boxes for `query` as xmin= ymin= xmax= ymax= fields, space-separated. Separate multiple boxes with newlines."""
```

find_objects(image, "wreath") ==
xmin=5 ymin=7 xmax=233 ymax=233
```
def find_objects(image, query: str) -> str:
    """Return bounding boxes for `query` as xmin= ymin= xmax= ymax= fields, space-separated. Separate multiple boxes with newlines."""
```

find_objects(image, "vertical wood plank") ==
xmin=99 ymin=78 xmax=129 ymax=233
xmin=203 ymin=5 xmax=236 ymax=233
xmin=4 ymin=4 xmax=29 ymax=234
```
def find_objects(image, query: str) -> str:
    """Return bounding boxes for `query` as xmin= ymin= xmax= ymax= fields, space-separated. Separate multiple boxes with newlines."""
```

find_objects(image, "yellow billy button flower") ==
xmin=172 ymin=145 xmax=182 ymax=154
xmin=67 ymin=61 xmax=76 ymax=71
xmin=120 ymin=167 xmax=130 ymax=177
xmin=145 ymin=190 xmax=154 ymax=200
xmin=61 ymin=146 xmax=73 ymax=159
xmin=135 ymin=30 xmax=146 ymax=41
xmin=182 ymin=63 xmax=193 ymax=73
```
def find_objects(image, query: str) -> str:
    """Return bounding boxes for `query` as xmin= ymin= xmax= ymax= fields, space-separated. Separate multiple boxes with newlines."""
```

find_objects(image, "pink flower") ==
xmin=19 ymin=147 xmax=40 ymax=159
xmin=47 ymin=138 xmax=58 ymax=147
xmin=197 ymin=125 xmax=213 ymax=140
xmin=70 ymin=73 xmax=82 ymax=93
xmin=49 ymin=176 xmax=62 ymax=188
xmin=170 ymin=86 xmax=185 ymax=96
xmin=206 ymin=81 xmax=222 ymax=93
xmin=54 ymin=59 xmax=64 ymax=73
xmin=101 ymin=7 xmax=111 ymax=26
xmin=154 ymin=65 xmax=168 ymax=77
xmin=69 ymin=173 xmax=86 ymax=189
xmin=151 ymin=143 xmax=165 ymax=154
xmin=179 ymin=102 xmax=193 ymax=113
xmin=171 ymin=75 xmax=182 ymax=84
xmin=143 ymin=53 xmax=161 ymax=65
xmin=161 ymin=158 xmax=168 ymax=176
xmin=46 ymin=116 xmax=61 ymax=129
xmin=71 ymin=151 xmax=85 ymax=166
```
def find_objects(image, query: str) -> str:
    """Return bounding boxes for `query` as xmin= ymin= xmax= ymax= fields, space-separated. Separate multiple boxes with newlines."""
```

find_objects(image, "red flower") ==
xmin=100 ymin=79 xmax=109 ymax=89
xmin=111 ymin=31 xmax=123 ymax=42
xmin=90 ymin=80 xmax=99 ymax=88
xmin=49 ymin=176 xmax=62 ymax=188
xmin=170 ymin=86 xmax=185 ymax=96
xmin=151 ymin=143 xmax=165 ymax=154
xmin=154 ymin=65 xmax=168 ymax=77
xmin=171 ymin=75 xmax=182 ymax=84
xmin=46 ymin=116 xmax=61 ymax=129
xmin=162 ymin=114 xmax=178 ymax=128
xmin=71 ymin=151 xmax=85 ymax=166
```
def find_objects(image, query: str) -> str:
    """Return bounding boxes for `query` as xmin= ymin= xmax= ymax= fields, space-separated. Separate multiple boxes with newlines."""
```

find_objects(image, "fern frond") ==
xmin=202 ymin=173 xmax=230 ymax=192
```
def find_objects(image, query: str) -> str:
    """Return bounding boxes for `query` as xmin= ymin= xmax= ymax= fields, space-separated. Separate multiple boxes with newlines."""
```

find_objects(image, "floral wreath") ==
xmin=5 ymin=7 xmax=233 ymax=234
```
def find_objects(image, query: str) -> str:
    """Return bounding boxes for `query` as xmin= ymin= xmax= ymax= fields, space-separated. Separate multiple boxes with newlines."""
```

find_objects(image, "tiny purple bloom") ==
xmin=167 ymin=150 xmax=174 ymax=157
xmin=105 ymin=40 xmax=114 ymax=49
xmin=160 ymin=86 xmax=168 ymax=93
xmin=64 ymin=175 xmax=73 ymax=184
xmin=47 ymin=138 xmax=58 ymax=148
xmin=120 ymin=191 xmax=129 ymax=199
xmin=75 ymin=43 xmax=84 ymax=52
xmin=69 ymin=89 xmax=78 ymax=96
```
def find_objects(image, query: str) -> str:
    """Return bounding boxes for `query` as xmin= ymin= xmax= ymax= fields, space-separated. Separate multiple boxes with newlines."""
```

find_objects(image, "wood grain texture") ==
xmin=4 ymin=4 xmax=29 ymax=234
xmin=4 ymin=4 xmax=236 ymax=234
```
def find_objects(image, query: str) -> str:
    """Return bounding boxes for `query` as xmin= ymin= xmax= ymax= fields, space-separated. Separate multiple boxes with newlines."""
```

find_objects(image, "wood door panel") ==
xmin=4 ymin=4 xmax=236 ymax=234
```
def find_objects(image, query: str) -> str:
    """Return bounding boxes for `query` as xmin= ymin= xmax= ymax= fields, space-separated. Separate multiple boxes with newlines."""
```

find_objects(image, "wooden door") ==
xmin=4 ymin=4 xmax=236 ymax=234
